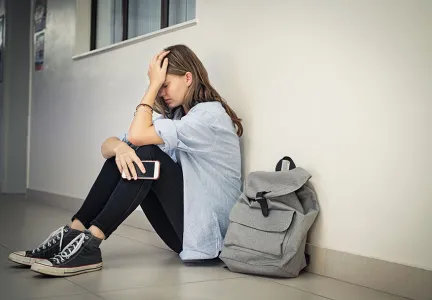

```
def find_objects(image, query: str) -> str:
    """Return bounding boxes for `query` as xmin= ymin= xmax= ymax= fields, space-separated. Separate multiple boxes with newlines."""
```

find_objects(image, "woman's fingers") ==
xmin=132 ymin=154 xmax=146 ymax=174
xmin=148 ymin=50 xmax=169 ymax=86
xmin=149 ymin=54 xmax=158 ymax=68
xmin=115 ymin=158 xmax=123 ymax=174
xmin=150 ymin=50 xmax=170 ymax=68
xmin=120 ymin=157 xmax=131 ymax=180
xmin=162 ymin=57 xmax=169 ymax=71
xmin=117 ymin=153 xmax=141 ymax=181
xmin=126 ymin=158 xmax=138 ymax=180
xmin=157 ymin=50 xmax=170 ymax=61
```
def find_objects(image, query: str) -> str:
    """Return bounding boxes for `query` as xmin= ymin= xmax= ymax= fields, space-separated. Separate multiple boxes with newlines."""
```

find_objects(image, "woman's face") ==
xmin=158 ymin=73 xmax=192 ymax=109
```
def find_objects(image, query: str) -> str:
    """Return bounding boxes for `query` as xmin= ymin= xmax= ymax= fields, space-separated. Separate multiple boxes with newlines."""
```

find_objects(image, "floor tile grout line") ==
xmin=111 ymin=232 xmax=174 ymax=253
xmin=21 ymin=291 xmax=95 ymax=300
xmin=312 ymin=274 xmax=414 ymax=300
xmin=0 ymin=243 xmax=13 ymax=252
xmin=63 ymin=277 xmax=107 ymax=300
xmin=84 ymin=276 xmax=248 ymax=295
xmin=266 ymin=276 xmax=413 ymax=300
xmin=264 ymin=279 xmax=337 ymax=300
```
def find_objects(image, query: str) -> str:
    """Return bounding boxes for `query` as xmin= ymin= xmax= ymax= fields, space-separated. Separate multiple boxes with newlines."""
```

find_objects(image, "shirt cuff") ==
xmin=153 ymin=118 xmax=178 ymax=152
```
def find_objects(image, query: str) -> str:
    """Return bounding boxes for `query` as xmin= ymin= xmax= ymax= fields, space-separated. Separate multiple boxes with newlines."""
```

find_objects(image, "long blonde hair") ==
xmin=154 ymin=44 xmax=243 ymax=137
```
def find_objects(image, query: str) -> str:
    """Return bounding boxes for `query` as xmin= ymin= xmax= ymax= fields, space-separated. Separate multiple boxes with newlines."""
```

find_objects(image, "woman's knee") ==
xmin=134 ymin=145 xmax=160 ymax=160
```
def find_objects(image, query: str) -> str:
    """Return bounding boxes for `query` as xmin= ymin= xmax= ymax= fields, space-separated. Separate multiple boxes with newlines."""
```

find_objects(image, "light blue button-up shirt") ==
xmin=123 ymin=102 xmax=242 ymax=260
xmin=154 ymin=102 xmax=242 ymax=260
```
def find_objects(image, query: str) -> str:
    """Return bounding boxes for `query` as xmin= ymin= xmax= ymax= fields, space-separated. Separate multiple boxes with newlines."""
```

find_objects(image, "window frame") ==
xmin=90 ymin=0 xmax=171 ymax=51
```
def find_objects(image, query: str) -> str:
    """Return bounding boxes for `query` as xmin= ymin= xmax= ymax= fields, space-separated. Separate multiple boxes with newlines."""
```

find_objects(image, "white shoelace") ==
xmin=51 ymin=233 xmax=88 ymax=264
xmin=32 ymin=226 xmax=67 ymax=254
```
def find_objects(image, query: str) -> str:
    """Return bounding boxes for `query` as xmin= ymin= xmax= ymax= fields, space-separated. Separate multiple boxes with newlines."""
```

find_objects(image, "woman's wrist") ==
xmin=140 ymin=83 xmax=159 ymax=108
xmin=113 ymin=140 xmax=125 ymax=154
xmin=147 ymin=83 xmax=161 ymax=97
xmin=101 ymin=137 xmax=124 ymax=159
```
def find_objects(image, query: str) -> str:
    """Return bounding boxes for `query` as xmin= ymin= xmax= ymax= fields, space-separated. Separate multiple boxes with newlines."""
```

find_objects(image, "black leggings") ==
xmin=72 ymin=145 xmax=184 ymax=253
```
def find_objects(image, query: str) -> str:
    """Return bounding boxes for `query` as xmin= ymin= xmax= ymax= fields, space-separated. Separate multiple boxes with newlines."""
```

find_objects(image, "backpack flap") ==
xmin=244 ymin=167 xmax=312 ymax=200
xmin=229 ymin=199 xmax=295 ymax=232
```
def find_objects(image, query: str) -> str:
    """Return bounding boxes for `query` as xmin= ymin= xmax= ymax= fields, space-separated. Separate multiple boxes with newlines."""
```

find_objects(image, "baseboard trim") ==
xmin=305 ymin=244 xmax=431 ymax=300
xmin=27 ymin=189 xmax=84 ymax=212
xmin=26 ymin=189 xmax=156 ymax=232
xmin=27 ymin=189 xmax=431 ymax=300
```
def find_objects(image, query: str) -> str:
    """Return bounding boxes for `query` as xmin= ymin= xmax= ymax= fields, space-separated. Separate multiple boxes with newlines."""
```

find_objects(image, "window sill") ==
xmin=72 ymin=19 xmax=198 ymax=61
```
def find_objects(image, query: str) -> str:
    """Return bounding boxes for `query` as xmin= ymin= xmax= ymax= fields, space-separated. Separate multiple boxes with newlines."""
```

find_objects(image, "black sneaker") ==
xmin=31 ymin=230 xmax=103 ymax=277
xmin=8 ymin=225 xmax=82 ymax=266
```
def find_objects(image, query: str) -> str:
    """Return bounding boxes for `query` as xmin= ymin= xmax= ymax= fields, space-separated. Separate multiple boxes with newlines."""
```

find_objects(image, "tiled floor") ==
xmin=0 ymin=195 xmax=409 ymax=300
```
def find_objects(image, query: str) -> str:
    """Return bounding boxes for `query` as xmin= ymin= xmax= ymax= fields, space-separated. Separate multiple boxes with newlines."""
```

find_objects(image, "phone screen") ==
xmin=135 ymin=161 xmax=156 ymax=178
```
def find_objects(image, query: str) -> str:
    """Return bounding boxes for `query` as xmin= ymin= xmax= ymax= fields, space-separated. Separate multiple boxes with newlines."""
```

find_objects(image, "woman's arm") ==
xmin=127 ymin=85 xmax=163 ymax=146
xmin=127 ymin=50 xmax=170 ymax=146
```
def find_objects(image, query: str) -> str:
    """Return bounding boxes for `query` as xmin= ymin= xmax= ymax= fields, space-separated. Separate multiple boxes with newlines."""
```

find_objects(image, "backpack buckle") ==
xmin=255 ymin=191 xmax=269 ymax=217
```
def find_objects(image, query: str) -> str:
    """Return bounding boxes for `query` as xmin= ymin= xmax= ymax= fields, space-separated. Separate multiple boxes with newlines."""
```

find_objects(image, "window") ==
xmin=91 ymin=0 xmax=196 ymax=50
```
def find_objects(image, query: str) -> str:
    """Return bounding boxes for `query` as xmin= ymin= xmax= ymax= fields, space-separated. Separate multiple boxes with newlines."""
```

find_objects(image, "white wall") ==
xmin=29 ymin=0 xmax=432 ymax=270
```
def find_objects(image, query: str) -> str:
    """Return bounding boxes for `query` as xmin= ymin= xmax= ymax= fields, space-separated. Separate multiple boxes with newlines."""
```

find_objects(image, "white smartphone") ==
xmin=122 ymin=160 xmax=160 ymax=180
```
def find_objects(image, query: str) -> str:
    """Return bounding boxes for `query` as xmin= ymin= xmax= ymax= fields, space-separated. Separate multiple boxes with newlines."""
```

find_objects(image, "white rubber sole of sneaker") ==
xmin=8 ymin=252 xmax=41 ymax=266
xmin=31 ymin=261 xmax=103 ymax=277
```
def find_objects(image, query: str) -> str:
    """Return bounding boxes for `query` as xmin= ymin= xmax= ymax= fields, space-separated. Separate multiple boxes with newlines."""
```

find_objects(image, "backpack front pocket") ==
xmin=223 ymin=202 xmax=295 ymax=257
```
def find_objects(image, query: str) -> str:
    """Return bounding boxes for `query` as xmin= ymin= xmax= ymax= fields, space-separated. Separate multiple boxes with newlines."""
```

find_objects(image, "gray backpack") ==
xmin=220 ymin=157 xmax=320 ymax=278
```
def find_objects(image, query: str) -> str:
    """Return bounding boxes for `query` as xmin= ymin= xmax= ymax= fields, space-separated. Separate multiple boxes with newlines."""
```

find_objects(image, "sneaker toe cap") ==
xmin=37 ymin=259 xmax=53 ymax=267
xmin=12 ymin=251 xmax=26 ymax=257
